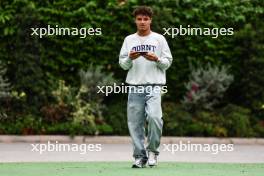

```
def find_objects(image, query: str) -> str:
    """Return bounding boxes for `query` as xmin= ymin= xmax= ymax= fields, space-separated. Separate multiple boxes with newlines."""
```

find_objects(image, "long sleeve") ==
xmin=119 ymin=38 xmax=132 ymax=70
xmin=156 ymin=37 xmax=173 ymax=70
xmin=120 ymin=32 xmax=171 ymax=85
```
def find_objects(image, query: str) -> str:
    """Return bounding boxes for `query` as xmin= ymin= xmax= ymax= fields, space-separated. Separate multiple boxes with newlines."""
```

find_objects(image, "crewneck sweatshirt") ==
xmin=119 ymin=31 xmax=173 ymax=85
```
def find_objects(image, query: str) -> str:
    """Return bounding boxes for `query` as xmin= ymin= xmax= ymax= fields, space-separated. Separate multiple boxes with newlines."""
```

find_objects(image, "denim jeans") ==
xmin=127 ymin=85 xmax=163 ymax=159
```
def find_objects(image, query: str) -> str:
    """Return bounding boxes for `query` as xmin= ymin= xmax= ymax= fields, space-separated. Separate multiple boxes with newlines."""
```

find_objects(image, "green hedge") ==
xmin=0 ymin=0 xmax=263 ymax=136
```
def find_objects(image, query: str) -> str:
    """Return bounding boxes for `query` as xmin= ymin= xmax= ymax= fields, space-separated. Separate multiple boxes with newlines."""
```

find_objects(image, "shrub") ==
xmin=0 ymin=61 xmax=10 ymax=98
xmin=162 ymin=102 xmax=192 ymax=136
xmin=162 ymin=102 xmax=255 ymax=137
xmin=221 ymin=104 xmax=255 ymax=137
xmin=0 ymin=61 xmax=11 ymax=121
xmin=79 ymin=64 xmax=117 ymax=103
xmin=103 ymin=95 xmax=128 ymax=135
xmin=40 ymin=104 xmax=72 ymax=124
xmin=182 ymin=63 xmax=234 ymax=111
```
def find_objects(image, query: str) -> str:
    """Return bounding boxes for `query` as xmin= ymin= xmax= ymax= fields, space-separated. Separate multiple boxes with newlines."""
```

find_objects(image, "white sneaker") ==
xmin=148 ymin=152 xmax=157 ymax=167
xmin=132 ymin=157 xmax=147 ymax=168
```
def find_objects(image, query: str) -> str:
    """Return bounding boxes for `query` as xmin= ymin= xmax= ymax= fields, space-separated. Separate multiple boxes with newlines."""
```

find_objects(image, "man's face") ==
xmin=135 ymin=15 xmax=152 ymax=31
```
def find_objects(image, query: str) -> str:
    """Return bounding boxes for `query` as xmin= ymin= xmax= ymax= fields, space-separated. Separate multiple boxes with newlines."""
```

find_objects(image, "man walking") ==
xmin=119 ymin=6 xmax=173 ymax=168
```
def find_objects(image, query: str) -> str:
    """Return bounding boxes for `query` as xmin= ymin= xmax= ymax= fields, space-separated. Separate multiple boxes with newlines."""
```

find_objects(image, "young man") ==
xmin=119 ymin=6 xmax=173 ymax=168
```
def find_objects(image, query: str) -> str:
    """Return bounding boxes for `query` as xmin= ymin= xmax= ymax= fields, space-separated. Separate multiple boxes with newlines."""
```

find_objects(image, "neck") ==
xmin=137 ymin=29 xmax=151 ymax=36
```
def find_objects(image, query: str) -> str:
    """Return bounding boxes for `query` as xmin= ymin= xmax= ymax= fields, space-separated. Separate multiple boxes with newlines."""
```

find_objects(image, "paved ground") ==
xmin=1 ymin=143 xmax=264 ymax=163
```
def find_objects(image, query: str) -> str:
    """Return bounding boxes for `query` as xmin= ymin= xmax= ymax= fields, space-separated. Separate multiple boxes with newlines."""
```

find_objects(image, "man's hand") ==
xmin=129 ymin=51 xmax=140 ymax=60
xmin=144 ymin=52 xmax=159 ymax=62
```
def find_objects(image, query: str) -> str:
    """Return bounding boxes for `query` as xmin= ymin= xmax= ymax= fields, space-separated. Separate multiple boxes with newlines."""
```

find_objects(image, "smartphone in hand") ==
xmin=137 ymin=51 xmax=148 ymax=56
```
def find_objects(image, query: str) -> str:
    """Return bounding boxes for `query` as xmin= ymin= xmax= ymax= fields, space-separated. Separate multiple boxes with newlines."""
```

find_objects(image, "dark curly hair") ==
xmin=133 ymin=6 xmax=153 ymax=18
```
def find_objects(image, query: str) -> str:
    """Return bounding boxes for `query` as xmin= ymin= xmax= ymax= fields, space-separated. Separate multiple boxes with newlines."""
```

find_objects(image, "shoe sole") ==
xmin=132 ymin=163 xmax=147 ymax=168
xmin=148 ymin=162 xmax=157 ymax=168
xmin=149 ymin=165 xmax=157 ymax=168
xmin=132 ymin=165 xmax=141 ymax=168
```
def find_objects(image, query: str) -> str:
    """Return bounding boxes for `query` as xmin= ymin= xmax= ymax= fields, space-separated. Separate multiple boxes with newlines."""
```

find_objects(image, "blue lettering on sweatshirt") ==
xmin=131 ymin=45 xmax=156 ymax=52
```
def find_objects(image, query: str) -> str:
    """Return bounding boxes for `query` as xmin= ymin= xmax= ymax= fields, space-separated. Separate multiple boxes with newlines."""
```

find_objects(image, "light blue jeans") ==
xmin=127 ymin=85 xmax=163 ymax=159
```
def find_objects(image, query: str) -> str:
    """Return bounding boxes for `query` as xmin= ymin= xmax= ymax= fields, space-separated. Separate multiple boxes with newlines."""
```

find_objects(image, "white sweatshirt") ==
xmin=119 ymin=31 xmax=173 ymax=85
